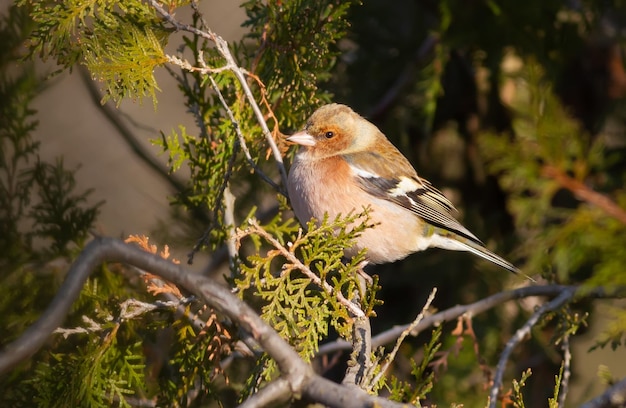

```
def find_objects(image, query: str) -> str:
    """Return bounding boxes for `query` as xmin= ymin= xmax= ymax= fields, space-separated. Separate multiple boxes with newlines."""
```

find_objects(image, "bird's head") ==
xmin=287 ymin=104 xmax=381 ymax=159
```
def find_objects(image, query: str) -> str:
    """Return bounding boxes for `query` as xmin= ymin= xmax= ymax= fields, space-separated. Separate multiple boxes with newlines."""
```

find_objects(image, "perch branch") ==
xmin=558 ymin=334 xmax=572 ymax=407
xmin=343 ymin=275 xmax=373 ymax=387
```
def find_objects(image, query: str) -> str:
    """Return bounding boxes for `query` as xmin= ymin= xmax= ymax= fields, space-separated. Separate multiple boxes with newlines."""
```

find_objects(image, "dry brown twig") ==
xmin=542 ymin=165 xmax=626 ymax=225
xmin=125 ymin=234 xmax=184 ymax=298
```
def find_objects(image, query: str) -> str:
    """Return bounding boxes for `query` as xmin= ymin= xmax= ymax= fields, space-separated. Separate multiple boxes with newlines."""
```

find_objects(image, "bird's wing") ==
xmin=343 ymin=150 xmax=484 ymax=245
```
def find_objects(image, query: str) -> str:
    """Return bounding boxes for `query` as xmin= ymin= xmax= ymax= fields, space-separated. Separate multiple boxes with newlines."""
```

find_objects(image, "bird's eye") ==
xmin=324 ymin=131 xmax=335 ymax=139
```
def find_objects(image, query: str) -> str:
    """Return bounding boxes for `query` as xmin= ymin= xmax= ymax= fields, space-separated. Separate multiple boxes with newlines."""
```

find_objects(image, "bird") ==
xmin=286 ymin=103 xmax=522 ymax=275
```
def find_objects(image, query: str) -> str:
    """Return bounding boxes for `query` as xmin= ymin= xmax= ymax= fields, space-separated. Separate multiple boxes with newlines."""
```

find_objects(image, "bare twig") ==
xmin=580 ymin=376 xmax=626 ymax=408
xmin=317 ymin=285 xmax=548 ymax=356
xmin=213 ymin=40 xmax=288 ymax=187
xmin=239 ymin=219 xmax=365 ymax=318
xmin=54 ymin=316 xmax=103 ymax=338
xmin=316 ymin=284 xmax=623 ymax=356
xmin=488 ymin=287 xmax=577 ymax=408
xmin=223 ymin=186 xmax=238 ymax=272
xmin=190 ymin=0 xmax=210 ymax=32
xmin=206 ymin=73 xmax=281 ymax=191
xmin=147 ymin=0 xmax=288 ymax=189
xmin=367 ymin=287 xmax=437 ymax=391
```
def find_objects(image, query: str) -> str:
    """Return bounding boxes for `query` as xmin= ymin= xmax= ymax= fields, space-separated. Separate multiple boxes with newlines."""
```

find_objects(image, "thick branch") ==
xmin=0 ymin=238 xmax=405 ymax=408
xmin=343 ymin=275 xmax=373 ymax=387
xmin=0 ymin=237 xmax=303 ymax=379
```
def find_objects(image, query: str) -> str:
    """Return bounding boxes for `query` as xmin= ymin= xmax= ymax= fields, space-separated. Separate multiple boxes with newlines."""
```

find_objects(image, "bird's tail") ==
xmin=457 ymin=239 xmax=535 ymax=281
xmin=431 ymin=231 xmax=533 ymax=281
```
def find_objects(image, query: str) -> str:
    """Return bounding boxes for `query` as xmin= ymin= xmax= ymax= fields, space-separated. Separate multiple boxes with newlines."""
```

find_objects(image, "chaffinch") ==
xmin=286 ymin=103 xmax=521 ymax=275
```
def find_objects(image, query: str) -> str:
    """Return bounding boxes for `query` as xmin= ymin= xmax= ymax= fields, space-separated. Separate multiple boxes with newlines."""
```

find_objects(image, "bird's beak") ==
xmin=287 ymin=131 xmax=316 ymax=146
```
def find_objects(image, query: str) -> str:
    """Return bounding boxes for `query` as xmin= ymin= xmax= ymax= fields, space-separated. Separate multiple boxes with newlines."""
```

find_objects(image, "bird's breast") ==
xmin=287 ymin=154 xmax=425 ymax=264
xmin=287 ymin=155 xmax=353 ymax=222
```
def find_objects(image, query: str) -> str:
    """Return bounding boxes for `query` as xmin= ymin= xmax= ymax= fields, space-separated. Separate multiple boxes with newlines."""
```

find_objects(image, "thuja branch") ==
xmin=237 ymin=219 xmax=366 ymax=318
xmin=146 ymin=0 xmax=288 ymax=189
xmin=0 ymin=237 xmax=404 ymax=408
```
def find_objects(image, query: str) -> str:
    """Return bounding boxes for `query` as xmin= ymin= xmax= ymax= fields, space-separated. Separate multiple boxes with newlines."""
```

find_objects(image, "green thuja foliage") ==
xmin=242 ymin=0 xmax=356 ymax=127
xmin=510 ymin=368 xmax=532 ymax=408
xmin=26 ymin=159 xmax=101 ymax=255
xmin=0 ymin=1 xmax=102 ymax=338
xmin=83 ymin=20 xmax=168 ymax=107
xmin=386 ymin=327 xmax=442 ymax=406
xmin=547 ymin=363 xmax=565 ymax=408
xmin=235 ymin=208 xmax=379 ymax=385
xmin=22 ymin=0 xmax=172 ymax=105
xmin=47 ymin=342 xmax=144 ymax=408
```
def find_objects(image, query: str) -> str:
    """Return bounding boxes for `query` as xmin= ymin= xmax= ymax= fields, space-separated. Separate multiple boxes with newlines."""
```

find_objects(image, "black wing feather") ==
xmin=356 ymin=174 xmax=484 ymax=246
